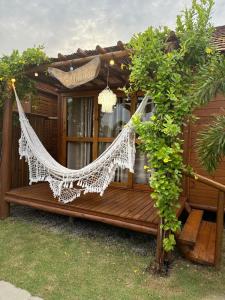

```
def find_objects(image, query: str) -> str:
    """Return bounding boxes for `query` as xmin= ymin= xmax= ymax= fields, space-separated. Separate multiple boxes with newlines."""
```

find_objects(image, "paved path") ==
xmin=0 ymin=281 xmax=43 ymax=300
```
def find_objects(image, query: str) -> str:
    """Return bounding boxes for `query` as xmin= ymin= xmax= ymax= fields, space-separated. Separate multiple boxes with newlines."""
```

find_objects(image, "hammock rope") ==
xmin=13 ymin=84 xmax=149 ymax=203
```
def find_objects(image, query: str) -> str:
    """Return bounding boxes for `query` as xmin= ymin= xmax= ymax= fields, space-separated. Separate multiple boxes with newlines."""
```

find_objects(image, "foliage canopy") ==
xmin=0 ymin=46 xmax=48 ymax=148
xmin=0 ymin=46 xmax=48 ymax=107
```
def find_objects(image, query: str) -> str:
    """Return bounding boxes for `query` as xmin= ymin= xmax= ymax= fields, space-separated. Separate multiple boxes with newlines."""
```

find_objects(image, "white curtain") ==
xmin=67 ymin=97 xmax=93 ymax=169
xmin=134 ymin=97 xmax=154 ymax=184
xmin=67 ymin=97 xmax=93 ymax=137
xmin=99 ymin=97 xmax=130 ymax=182
xmin=99 ymin=97 xmax=130 ymax=137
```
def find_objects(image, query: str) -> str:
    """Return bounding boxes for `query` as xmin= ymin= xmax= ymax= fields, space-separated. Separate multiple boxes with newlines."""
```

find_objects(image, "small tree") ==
xmin=127 ymin=0 xmax=224 ymax=252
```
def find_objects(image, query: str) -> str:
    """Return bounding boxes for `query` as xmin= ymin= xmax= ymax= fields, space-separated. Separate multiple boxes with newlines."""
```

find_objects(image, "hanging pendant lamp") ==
xmin=98 ymin=63 xmax=117 ymax=113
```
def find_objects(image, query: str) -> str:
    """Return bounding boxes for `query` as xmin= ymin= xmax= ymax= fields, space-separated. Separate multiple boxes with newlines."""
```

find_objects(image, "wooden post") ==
xmin=155 ymin=218 xmax=164 ymax=272
xmin=215 ymin=190 xmax=224 ymax=268
xmin=0 ymin=88 xmax=13 ymax=219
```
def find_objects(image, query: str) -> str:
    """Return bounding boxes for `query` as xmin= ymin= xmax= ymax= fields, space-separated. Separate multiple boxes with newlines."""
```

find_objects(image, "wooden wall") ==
xmin=186 ymin=93 xmax=225 ymax=210
xmin=11 ymin=91 xmax=58 ymax=188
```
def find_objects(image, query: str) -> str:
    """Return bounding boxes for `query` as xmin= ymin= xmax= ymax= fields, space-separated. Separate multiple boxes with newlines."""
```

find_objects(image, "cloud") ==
xmin=0 ymin=0 xmax=224 ymax=57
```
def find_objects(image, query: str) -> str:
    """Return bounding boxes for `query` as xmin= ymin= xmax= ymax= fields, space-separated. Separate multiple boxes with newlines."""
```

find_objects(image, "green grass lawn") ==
xmin=0 ymin=206 xmax=224 ymax=300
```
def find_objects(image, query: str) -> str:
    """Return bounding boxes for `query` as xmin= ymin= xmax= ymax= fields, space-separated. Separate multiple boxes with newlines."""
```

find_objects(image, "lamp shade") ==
xmin=98 ymin=86 xmax=117 ymax=113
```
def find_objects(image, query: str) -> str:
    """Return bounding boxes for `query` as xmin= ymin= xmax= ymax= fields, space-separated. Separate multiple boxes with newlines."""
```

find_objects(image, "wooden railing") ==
xmin=184 ymin=171 xmax=225 ymax=268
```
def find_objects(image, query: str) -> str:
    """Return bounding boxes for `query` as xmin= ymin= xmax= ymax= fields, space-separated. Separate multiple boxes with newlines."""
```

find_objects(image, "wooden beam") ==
xmin=58 ymin=53 xmax=66 ymax=60
xmin=0 ymin=87 xmax=13 ymax=219
xmin=117 ymin=40 xmax=125 ymax=50
xmin=5 ymin=196 xmax=158 ymax=235
xmin=96 ymin=45 xmax=107 ymax=54
xmin=92 ymin=78 xmax=107 ymax=86
xmin=184 ymin=171 xmax=225 ymax=193
xmin=26 ymin=50 xmax=129 ymax=74
xmin=96 ymin=72 xmax=107 ymax=85
xmin=108 ymin=66 xmax=128 ymax=84
xmin=155 ymin=218 xmax=165 ymax=272
xmin=76 ymin=48 xmax=87 ymax=57
xmin=100 ymin=66 xmax=127 ymax=86
xmin=35 ymin=81 xmax=60 ymax=95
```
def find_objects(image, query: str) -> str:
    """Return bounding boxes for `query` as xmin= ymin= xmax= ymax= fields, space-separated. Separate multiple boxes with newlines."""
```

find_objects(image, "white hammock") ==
xmin=13 ymin=85 xmax=149 ymax=203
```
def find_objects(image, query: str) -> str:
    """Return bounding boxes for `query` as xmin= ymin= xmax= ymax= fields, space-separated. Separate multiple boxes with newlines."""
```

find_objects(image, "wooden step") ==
xmin=178 ymin=209 xmax=203 ymax=247
xmin=186 ymin=221 xmax=216 ymax=265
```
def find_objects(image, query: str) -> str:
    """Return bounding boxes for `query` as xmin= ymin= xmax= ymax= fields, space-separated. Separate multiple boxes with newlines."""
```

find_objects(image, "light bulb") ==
xmin=34 ymin=72 xmax=39 ymax=77
xmin=109 ymin=59 xmax=115 ymax=66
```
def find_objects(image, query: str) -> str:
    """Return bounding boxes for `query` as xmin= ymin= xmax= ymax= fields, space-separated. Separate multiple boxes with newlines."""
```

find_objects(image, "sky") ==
xmin=0 ymin=0 xmax=224 ymax=57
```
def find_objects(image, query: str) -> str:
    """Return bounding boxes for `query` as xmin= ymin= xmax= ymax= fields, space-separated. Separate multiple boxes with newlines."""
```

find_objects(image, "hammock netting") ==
xmin=13 ymin=85 xmax=149 ymax=203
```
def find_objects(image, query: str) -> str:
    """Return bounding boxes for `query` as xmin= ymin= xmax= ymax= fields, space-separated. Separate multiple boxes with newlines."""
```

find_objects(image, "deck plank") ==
xmin=178 ymin=209 xmax=203 ymax=246
xmin=5 ymin=183 xmax=161 ymax=234
xmin=187 ymin=221 xmax=216 ymax=265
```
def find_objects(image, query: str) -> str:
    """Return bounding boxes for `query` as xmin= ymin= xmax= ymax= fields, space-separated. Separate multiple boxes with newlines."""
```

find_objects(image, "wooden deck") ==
xmin=5 ymin=183 xmax=185 ymax=235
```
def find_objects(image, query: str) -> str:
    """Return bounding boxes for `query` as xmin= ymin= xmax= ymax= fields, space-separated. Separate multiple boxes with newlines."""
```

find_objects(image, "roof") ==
xmin=32 ymin=26 xmax=225 ymax=93
xmin=55 ymin=41 xmax=126 ymax=62
xmin=54 ymin=26 xmax=225 ymax=63
xmin=32 ymin=41 xmax=130 ymax=92
xmin=213 ymin=26 xmax=225 ymax=52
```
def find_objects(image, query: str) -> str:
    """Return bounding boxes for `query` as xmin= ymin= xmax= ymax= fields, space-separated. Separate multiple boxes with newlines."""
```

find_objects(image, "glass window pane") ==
xmin=67 ymin=142 xmax=92 ymax=169
xmin=98 ymin=142 xmax=128 ymax=183
xmin=67 ymin=97 xmax=93 ymax=137
xmin=134 ymin=149 xmax=150 ymax=184
xmin=99 ymin=97 xmax=130 ymax=137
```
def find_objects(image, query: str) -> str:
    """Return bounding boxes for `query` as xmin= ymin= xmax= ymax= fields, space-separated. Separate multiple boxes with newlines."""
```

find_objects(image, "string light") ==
xmin=109 ymin=59 xmax=115 ymax=66
xmin=34 ymin=72 xmax=39 ymax=77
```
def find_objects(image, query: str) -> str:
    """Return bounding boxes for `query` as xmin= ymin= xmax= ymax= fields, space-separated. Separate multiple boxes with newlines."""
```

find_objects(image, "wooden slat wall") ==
xmin=32 ymin=93 xmax=57 ymax=117
xmin=11 ymin=92 xmax=58 ymax=189
xmin=187 ymin=93 xmax=225 ymax=210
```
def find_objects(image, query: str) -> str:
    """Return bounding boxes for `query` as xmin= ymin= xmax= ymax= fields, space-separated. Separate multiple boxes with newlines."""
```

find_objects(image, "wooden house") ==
xmin=1 ymin=26 xmax=225 ymax=268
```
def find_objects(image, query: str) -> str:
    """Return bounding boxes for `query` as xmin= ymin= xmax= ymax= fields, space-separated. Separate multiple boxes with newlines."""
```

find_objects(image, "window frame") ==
xmin=60 ymin=90 xmax=150 ymax=190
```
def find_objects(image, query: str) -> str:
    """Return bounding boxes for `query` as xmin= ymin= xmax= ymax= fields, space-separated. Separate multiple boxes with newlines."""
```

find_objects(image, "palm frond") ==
xmin=196 ymin=115 xmax=225 ymax=172
xmin=192 ymin=55 xmax=225 ymax=107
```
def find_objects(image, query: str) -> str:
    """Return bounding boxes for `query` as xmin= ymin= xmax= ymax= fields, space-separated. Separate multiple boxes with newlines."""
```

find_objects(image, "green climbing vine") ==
xmin=127 ymin=0 xmax=220 ymax=251
xmin=0 ymin=46 xmax=48 ymax=149
xmin=0 ymin=46 xmax=48 ymax=105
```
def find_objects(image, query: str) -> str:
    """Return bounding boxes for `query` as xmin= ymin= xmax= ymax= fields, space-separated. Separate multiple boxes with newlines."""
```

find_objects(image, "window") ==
xmin=67 ymin=97 xmax=94 ymax=170
xmin=134 ymin=150 xmax=149 ymax=184
xmin=67 ymin=97 xmax=93 ymax=137
xmin=64 ymin=93 xmax=153 ymax=189
xmin=67 ymin=142 xmax=92 ymax=169
xmin=99 ymin=97 xmax=130 ymax=137
xmin=98 ymin=142 xmax=128 ymax=182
